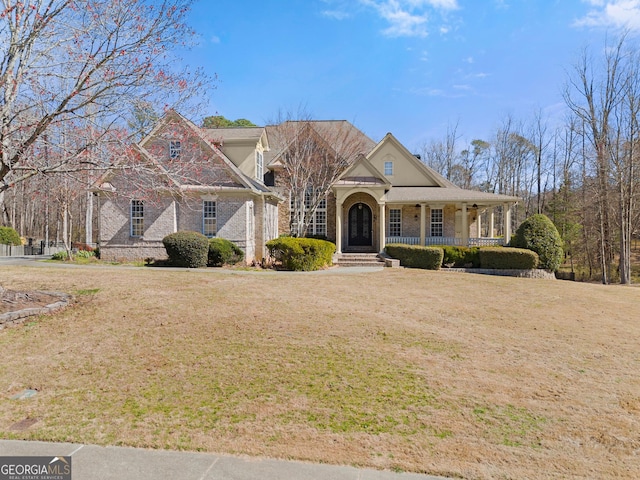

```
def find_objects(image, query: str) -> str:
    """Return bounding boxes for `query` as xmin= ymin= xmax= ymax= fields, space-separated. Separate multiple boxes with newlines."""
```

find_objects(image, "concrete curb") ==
xmin=0 ymin=440 xmax=452 ymax=480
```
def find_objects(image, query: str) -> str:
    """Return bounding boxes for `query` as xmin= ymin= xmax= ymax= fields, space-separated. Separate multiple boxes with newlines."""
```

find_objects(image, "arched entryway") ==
xmin=348 ymin=202 xmax=373 ymax=247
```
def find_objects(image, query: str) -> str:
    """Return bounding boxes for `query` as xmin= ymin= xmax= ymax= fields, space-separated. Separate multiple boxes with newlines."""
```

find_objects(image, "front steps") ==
xmin=334 ymin=253 xmax=386 ymax=267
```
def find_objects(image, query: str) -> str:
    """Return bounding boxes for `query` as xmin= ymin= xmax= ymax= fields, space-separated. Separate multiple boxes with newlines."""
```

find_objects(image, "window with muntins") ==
xmin=290 ymin=191 xmax=327 ymax=237
xmin=130 ymin=200 xmax=144 ymax=237
xmin=256 ymin=150 xmax=264 ymax=180
xmin=169 ymin=140 xmax=181 ymax=158
xmin=389 ymin=208 xmax=402 ymax=236
xmin=384 ymin=161 xmax=393 ymax=176
xmin=203 ymin=201 xmax=217 ymax=237
xmin=430 ymin=208 xmax=443 ymax=237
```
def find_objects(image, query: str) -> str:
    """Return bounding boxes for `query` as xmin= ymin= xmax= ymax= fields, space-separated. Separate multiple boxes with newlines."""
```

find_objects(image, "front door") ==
xmin=348 ymin=203 xmax=372 ymax=246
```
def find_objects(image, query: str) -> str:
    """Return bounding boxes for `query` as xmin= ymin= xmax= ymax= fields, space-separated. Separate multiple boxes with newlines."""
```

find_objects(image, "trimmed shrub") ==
xmin=208 ymin=238 xmax=245 ymax=266
xmin=512 ymin=214 xmax=564 ymax=271
xmin=439 ymin=245 xmax=480 ymax=268
xmin=0 ymin=226 xmax=21 ymax=246
xmin=162 ymin=231 xmax=209 ymax=268
xmin=385 ymin=244 xmax=444 ymax=270
xmin=266 ymin=237 xmax=335 ymax=271
xmin=479 ymin=247 xmax=539 ymax=269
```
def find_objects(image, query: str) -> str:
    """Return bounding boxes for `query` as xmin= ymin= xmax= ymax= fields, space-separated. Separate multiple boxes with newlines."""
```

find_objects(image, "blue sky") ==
xmin=180 ymin=0 xmax=640 ymax=152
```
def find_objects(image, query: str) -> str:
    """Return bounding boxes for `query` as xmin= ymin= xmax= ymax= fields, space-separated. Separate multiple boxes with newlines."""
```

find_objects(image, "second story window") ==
xmin=169 ymin=140 xmax=181 ymax=158
xmin=256 ymin=150 xmax=264 ymax=180
xmin=384 ymin=161 xmax=393 ymax=176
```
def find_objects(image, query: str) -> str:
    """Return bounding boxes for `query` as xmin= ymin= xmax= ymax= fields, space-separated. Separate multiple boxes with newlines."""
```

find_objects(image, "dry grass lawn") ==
xmin=0 ymin=264 xmax=639 ymax=479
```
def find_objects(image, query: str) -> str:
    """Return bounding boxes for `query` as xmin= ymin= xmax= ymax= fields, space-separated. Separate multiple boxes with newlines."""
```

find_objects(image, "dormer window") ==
xmin=169 ymin=140 xmax=181 ymax=158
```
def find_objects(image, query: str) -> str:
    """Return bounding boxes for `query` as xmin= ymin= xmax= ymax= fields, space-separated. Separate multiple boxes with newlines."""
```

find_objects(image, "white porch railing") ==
xmin=386 ymin=237 xmax=504 ymax=247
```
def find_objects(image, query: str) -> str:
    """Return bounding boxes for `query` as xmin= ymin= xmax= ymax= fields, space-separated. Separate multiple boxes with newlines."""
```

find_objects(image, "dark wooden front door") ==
xmin=348 ymin=203 xmax=372 ymax=246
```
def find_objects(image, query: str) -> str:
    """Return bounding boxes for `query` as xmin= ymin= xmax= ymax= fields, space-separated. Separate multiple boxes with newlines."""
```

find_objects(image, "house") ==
xmin=94 ymin=111 xmax=519 ymax=263
xmin=94 ymin=111 xmax=281 ymax=262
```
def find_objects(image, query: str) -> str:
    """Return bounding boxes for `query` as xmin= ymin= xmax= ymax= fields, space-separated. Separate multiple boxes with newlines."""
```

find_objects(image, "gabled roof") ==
xmin=265 ymin=120 xmax=376 ymax=168
xmin=368 ymin=133 xmax=458 ymax=188
xmin=201 ymin=127 xmax=268 ymax=148
xmin=334 ymin=154 xmax=391 ymax=188
xmin=99 ymin=110 xmax=279 ymax=198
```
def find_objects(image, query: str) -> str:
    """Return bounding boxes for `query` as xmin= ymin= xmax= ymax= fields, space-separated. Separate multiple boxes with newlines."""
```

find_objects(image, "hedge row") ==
xmin=385 ymin=244 xmax=444 ymax=270
xmin=478 ymin=247 xmax=539 ymax=269
xmin=266 ymin=237 xmax=335 ymax=271
xmin=385 ymin=244 xmax=539 ymax=270
xmin=438 ymin=245 xmax=480 ymax=268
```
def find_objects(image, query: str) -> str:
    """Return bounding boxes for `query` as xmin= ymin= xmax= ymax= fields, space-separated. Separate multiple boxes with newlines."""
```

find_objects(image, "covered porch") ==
xmin=384 ymin=201 xmax=513 ymax=248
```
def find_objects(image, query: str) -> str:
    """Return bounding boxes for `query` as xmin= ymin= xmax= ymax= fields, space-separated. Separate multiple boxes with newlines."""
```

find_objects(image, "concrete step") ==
xmin=335 ymin=253 xmax=385 ymax=267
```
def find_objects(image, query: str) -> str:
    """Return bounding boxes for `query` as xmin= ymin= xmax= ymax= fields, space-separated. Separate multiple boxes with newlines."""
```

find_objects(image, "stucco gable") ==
xmin=367 ymin=133 xmax=456 ymax=188
xmin=335 ymin=155 xmax=390 ymax=187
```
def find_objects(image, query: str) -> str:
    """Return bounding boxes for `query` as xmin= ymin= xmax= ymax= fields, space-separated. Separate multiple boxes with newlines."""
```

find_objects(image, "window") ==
xmin=311 ymin=198 xmax=327 ymax=237
xmin=290 ymin=190 xmax=326 ymax=237
xmin=255 ymin=150 xmax=264 ymax=180
xmin=430 ymin=208 xmax=443 ymax=237
xmin=389 ymin=208 xmax=402 ymax=237
xmin=203 ymin=201 xmax=217 ymax=237
xmin=384 ymin=161 xmax=393 ymax=176
xmin=169 ymin=140 xmax=181 ymax=158
xmin=130 ymin=200 xmax=144 ymax=237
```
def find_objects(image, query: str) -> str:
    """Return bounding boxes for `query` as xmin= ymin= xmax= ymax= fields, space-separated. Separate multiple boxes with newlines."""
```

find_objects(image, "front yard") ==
xmin=0 ymin=265 xmax=639 ymax=479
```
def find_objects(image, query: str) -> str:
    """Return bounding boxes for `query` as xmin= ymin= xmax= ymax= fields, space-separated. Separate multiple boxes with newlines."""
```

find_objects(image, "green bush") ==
xmin=266 ymin=237 xmax=335 ymax=271
xmin=0 ymin=226 xmax=21 ymax=246
xmin=75 ymin=249 xmax=95 ymax=259
xmin=208 ymin=238 xmax=244 ymax=266
xmin=439 ymin=245 xmax=480 ymax=267
xmin=162 ymin=231 xmax=209 ymax=268
xmin=479 ymin=247 xmax=539 ymax=269
xmin=51 ymin=250 xmax=69 ymax=261
xmin=385 ymin=244 xmax=444 ymax=270
xmin=512 ymin=214 xmax=564 ymax=271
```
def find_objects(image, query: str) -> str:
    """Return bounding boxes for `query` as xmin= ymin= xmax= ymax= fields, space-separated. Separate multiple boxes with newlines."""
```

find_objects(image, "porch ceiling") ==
xmin=384 ymin=186 xmax=520 ymax=205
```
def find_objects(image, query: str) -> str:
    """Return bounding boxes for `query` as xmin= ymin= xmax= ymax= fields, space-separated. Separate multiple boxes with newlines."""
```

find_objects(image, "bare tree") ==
xmin=563 ymin=34 xmax=629 ymax=284
xmin=267 ymin=111 xmax=373 ymax=237
xmin=0 ymin=0 xmax=207 ymax=196
xmin=421 ymin=121 xmax=461 ymax=182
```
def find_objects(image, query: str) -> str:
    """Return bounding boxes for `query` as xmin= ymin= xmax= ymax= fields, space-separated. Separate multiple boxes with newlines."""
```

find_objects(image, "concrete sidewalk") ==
xmin=0 ymin=440 xmax=449 ymax=480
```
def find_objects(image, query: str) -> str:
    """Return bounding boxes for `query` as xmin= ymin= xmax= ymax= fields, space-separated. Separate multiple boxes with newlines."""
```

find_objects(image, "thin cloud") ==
xmin=574 ymin=0 xmax=640 ymax=30
xmin=410 ymin=86 xmax=465 ymax=98
xmin=360 ymin=0 xmax=459 ymax=38
xmin=322 ymin=10 xmax=351 ymax=20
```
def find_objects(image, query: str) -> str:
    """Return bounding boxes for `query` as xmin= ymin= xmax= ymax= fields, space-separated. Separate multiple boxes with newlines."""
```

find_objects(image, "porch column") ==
xmin=336 ymin=199 xmax=343 ymax=254
xmin=503 ymin=203 xmax=511 ymax=244
xmin=379 ymin=203 xmax=386 ymax=253
xmin=488 ymin=207 xmax=495 ymax=238
xmin=461 ymin=202 xmax=468 ymax=247
xmin=419 ymin=204 xmax=426 ymax=246
xmin=476 ymin=208 xmax=482 ymax=238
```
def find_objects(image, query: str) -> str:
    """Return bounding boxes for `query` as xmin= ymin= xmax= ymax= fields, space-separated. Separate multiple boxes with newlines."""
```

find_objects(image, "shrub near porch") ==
xmin=266 ymin=237 xmax=335 ymax=271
